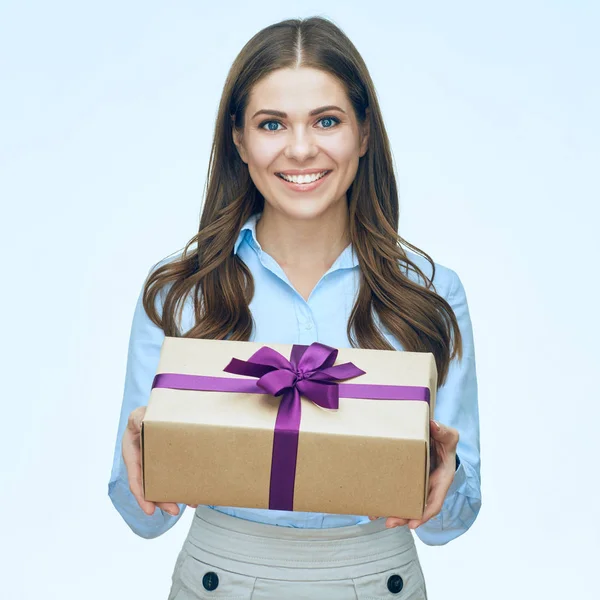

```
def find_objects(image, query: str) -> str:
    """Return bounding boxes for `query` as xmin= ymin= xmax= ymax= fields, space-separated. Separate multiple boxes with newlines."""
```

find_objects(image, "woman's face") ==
xmin=233 ymin=67 xmax=369 ymax=222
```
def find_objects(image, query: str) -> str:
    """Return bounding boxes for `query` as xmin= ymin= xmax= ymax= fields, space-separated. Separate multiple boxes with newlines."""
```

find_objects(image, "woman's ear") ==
xmin=232 ymin=122 xmax=248 ymax=164
xmin=359 ymin=107 xmax=370 ymax=158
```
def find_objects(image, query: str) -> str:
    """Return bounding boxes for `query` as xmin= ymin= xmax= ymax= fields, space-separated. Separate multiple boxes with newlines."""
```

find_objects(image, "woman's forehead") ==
xmin=247 ymin=67 xmax=349 ymax=114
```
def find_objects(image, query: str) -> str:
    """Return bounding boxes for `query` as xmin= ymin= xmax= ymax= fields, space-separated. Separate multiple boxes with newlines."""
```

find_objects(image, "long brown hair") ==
xmin=143 ymin=16 xmax=462 ymax=387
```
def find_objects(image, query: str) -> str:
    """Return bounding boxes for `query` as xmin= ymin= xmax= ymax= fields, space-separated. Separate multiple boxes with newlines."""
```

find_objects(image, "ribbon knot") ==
xmin=294 ymin=368 xmax=308 ymax=382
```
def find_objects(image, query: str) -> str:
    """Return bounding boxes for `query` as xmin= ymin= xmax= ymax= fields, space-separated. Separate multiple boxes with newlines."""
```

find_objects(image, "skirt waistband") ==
xmin=182 ymin=506 xmax=417 ymax=579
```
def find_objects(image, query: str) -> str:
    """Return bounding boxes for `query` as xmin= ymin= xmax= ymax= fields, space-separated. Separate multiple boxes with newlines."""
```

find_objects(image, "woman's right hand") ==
xmin=122 ymin=406 xmax=192 ymax=516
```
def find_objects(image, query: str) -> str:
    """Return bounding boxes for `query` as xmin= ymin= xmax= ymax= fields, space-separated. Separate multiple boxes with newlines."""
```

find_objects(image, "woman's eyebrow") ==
xmin=251 ymin=105 xmax=347 ymax=119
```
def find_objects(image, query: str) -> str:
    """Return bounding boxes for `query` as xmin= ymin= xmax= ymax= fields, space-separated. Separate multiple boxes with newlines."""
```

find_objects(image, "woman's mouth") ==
xmin=275 ymin=170 xmax=332 ymax=192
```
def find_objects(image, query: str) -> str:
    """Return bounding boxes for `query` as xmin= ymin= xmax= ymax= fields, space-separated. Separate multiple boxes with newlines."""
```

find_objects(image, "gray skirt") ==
xmin=168 ymin=506 xmax=428 ymax=599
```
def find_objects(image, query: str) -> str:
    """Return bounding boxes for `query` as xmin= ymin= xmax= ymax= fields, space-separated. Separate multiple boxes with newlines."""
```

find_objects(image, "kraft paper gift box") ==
xmin=141 ymin=337 xmax=438 ymax=519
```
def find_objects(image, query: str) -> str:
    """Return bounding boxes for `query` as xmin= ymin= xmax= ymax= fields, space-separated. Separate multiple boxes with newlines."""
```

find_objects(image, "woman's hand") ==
xmin=369 ymin=419 xmax=459 ymax=529
xmin=122 ymin=406 xmax=195 ymax=516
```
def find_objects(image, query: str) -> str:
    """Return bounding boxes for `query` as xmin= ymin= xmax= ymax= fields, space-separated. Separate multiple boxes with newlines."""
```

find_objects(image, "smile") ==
xmin=275 ymin=170 xmax=332 ymax=192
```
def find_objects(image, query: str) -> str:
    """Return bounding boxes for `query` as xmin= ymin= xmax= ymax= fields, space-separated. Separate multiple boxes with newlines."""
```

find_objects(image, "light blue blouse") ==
xmin=108 ymin=213 xmax=481 ymax=545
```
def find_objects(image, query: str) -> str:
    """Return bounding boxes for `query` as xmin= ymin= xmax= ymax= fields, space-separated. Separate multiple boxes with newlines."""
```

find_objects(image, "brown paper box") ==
xmin=141 ymin=337 xmax=437 ymax=519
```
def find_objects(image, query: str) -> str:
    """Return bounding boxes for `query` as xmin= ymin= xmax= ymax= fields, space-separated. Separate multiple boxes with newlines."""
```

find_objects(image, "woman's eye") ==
xmin=318 ymin=116 xmax=340 ymax=128
xmin=259 ymin=116 xmax=340 ymax=131
xmin=261 ymin=121 xmax=282 ymax=132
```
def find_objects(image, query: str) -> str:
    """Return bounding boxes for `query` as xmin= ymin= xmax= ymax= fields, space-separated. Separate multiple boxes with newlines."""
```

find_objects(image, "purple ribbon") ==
xmin=152 ymin=342 xmax=430 ymax=511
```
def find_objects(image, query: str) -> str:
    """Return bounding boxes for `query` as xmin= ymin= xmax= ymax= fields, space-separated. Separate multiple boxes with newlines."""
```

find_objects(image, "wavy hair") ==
xmin=143 ymin=16 xmax=462 ymax=387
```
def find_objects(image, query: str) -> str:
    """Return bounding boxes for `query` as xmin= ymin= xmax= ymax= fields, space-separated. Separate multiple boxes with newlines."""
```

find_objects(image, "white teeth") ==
xmin=279 ymin=171 xmax=328 ymax=184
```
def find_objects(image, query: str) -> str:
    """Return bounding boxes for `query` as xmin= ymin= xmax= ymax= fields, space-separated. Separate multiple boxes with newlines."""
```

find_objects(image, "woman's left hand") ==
xmin=369 ymin=419 xmax=460 ymax=529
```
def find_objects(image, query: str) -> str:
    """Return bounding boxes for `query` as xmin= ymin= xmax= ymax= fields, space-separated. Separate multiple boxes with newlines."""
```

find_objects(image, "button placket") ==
xmin=296 ymin=303 xmax=317 ymax=343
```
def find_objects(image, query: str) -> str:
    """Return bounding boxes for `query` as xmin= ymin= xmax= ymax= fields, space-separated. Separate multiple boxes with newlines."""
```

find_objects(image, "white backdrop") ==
xmin=1 ymin=1 xmax=598 ymax=598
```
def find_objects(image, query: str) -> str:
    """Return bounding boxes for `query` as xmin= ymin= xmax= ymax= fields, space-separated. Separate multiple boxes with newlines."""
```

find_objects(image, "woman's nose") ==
xmin=284 ymin=130 xmax=318 ymax=161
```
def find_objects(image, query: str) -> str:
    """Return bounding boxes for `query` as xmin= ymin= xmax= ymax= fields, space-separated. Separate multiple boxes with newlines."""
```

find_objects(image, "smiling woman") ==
xmin=108 ymin=14 xmax=481 ymax=600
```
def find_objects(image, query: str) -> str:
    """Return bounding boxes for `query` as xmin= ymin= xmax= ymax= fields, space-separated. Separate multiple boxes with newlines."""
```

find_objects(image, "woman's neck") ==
xmin=255 ymin=203 xmax=350 ymax=271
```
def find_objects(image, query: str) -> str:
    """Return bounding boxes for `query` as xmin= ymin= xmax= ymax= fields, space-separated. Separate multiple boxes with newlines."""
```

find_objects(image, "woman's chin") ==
xmin=263 ymin=197 xmax=344 ymax=222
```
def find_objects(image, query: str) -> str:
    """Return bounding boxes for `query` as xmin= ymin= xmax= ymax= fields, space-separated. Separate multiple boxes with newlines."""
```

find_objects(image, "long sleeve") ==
xmin=415 ymin=270 xmax=482 ymax=546
xmin=107 ymin=262 xmax=187 ymax=539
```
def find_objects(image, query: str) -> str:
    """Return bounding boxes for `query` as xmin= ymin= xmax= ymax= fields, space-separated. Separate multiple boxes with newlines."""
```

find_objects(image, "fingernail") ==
xmin=432 ymin=420 xmax=441 ymax=431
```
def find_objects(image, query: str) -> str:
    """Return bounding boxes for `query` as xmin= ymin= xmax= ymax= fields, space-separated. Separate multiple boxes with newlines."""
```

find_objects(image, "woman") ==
xmin=108 ymin=16 xmax=481 ymax=599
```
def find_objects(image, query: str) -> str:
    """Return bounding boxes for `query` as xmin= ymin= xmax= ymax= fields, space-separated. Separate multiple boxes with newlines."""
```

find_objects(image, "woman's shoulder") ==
xmin=402 ymin=249 xmax=459 ymax=301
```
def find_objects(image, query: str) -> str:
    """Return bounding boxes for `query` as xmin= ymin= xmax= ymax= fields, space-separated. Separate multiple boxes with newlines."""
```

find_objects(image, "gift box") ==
xmin=140 ymin=337 xmax=437 ymax=519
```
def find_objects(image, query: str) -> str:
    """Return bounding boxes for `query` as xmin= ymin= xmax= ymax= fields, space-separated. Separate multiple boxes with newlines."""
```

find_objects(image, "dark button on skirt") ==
xmin=387 ymin=574 xmax=404 ymax=593
xmin=202 ymin=571 xmax=219 ymax=591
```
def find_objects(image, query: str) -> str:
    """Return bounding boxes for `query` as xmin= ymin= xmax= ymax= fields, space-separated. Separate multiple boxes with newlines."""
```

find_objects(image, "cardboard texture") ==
xmin=141 ymin=337 xmax=437 ymax=519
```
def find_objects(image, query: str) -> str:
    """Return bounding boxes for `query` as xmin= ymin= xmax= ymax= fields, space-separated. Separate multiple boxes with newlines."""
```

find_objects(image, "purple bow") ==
xmin=223 ymin=343 xmax=365 ymax=510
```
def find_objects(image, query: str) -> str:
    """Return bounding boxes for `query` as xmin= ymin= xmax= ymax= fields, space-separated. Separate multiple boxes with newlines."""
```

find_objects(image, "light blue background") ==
xmin=1 ymin=1 xmax=598 ymax=597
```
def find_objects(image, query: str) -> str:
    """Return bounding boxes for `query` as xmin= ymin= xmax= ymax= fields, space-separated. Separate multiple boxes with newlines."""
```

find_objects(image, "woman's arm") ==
xmin=414 ymin=270 xmax=482 ymax=546
xmin=107 ymin=263 xmax=186 ymax=539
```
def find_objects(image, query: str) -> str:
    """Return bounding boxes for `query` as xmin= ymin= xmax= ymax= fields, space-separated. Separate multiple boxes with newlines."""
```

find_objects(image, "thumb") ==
xmin=430 ymin=419 xmax=453 ymax=442
xmin=128 ymin=406 xmax=146 ymax=432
